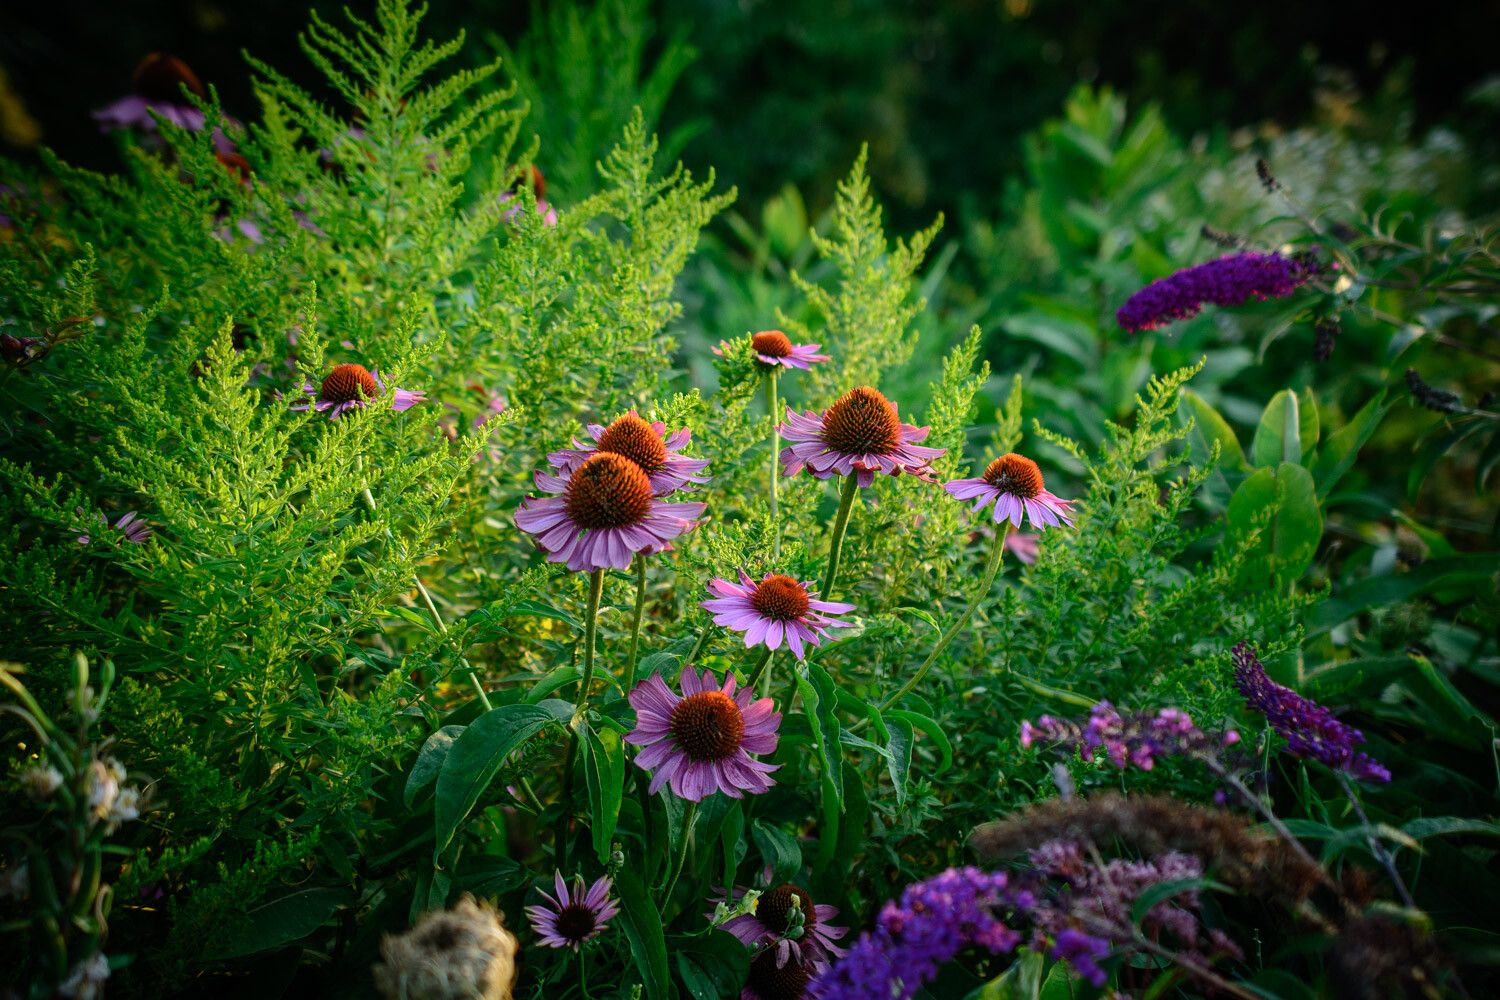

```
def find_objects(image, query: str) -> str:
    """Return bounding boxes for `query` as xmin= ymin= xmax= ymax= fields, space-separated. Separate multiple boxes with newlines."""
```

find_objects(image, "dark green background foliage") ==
xmin=0 ymin=1 xmax=1497 ymax=999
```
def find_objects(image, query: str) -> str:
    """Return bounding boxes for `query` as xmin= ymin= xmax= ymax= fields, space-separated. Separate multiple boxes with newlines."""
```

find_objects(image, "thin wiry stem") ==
xmin=819 ymin=474 xmax=860 ymax=601
xmin=623 ymin=554 xmax=647 ymax=693
xmin=1336 ymin=771 xmax=1417 ymax=909
xmin=767 ymin=369 xmax=781 ymax=560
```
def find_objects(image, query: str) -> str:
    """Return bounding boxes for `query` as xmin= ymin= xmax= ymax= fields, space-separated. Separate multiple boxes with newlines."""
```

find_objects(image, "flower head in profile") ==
xmin=944 ymin=454 xmax=1075 ymax=531
xmin=93 ymin=54 xmax=236 ymax=154
xmin=779 ymin=386 xmax=945 ymax=487
xmin=716 ymin=882 xmax=848 ymax=972
xmin=374 ymin=893 xmax=518 ymax=1000
xmin=77 ymin=510 xmax=151 ymax=546
xmin=499 ymin=165 xmax=558 ymax=227
xmin=524 ymin=872 xmax=621 ymax=952
xmin=288 ymin=363 xmax=425 ymax=420
xmin=715 ymin=330 xmax=830 ymax=371
xmin=548 ymin=410 xmax=711 ymax=495
xmin=626 ymin=664 xmax=781 ymax=801
xmin=1116 ymin=251 xmax=1319 ymax=333
xmin=701 ymin=571 xmax=854 ymax=660
xmin=515 ymin=453 xmax=706 ymax=571
xmin=1232 ymin=642 xmax=1390 ymax=783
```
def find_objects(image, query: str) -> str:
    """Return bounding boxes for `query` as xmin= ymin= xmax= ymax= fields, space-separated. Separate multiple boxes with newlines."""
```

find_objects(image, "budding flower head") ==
xmin=373 ymin=894 xmax=518 ymax=1000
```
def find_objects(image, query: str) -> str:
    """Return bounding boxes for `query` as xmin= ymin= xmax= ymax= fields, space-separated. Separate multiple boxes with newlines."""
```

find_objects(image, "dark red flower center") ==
xmin=750 ymin=575 xmax=810 ymax=622
xmin=596 ymin=413 xmax=668 ymax=474
xmin=758 ymin=884 xmax=818 ymax=935
xmin=753 ymin=331 xmax=794 ymax=358
xmin=668 ymin=690 xmax=744 ymax=762
xmin=319 ymin=363 xmax=380 ymax=403
xmin=746 ymin=950 xmax=811 ymax=1000
xmin=821 ymin=386 xmax=901 ymax=456
xmin=563 ymin=453 xmax=654 ymax=530
xmin=982 ymin=454 xmax=1044 ymax=498
xmin=555 ymin=903 xmax=597 ymax=943
xmin=133 ymin=54 xmax=206 ymax=102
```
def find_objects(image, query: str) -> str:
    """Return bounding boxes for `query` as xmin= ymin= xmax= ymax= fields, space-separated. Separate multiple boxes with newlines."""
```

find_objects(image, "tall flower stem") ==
xmin=819 ymin=474 xmax=860 ymax=601
xmin=572 ymin=569 xmax=607 ymax=725
xmin=745 ymin=646 xmax=775 ymax=690
xmin=1203 ymin=760 xmax=1334 ymax=891
xmin=623 ymin=555 xmax=647 ymax=693
xmin=767 ymin=369 xmax=781 ymax=560
xmin=1336 ymin=771 xmax=1417 ymax=908
xmin=876 ymin=526 xmax=1009 ymax=716
xmin=657 ymin=800 xmax=698 ymax=907
xmin=578 ymin=948 xmax=594 ymax=1000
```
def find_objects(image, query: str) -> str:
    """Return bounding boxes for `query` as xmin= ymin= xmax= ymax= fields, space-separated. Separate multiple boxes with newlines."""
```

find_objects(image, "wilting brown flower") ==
xmin=373 ymin=894 xmax=518 ymax=1000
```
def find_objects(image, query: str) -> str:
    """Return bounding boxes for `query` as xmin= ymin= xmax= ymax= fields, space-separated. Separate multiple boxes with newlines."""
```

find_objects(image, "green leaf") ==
xmin=584 ymin=722 xmax=625 ymax=864
xmin=1307 ymin=555 xmax=1495 ymax=637
xmin=1251 ymin=389 xmax=1301 ymax=467
xmin=1295 ymin=386 xmax=1320 ymax=458
xmin=434 ymin=704 xmax=557 ymax=854
xmin=970 ymin=948 xmax=1044 ymax=1000
xmin=1408 ymin=417 xmax=1488 ymax=502
xmin=886 ymin=717 xmax=914 ymax=809
xmin=615 ymin=866 xmax=670 ymax=1000
xmin=752 ymin=820 xmax=802 ymax=886
xmin=636 ymin=633 xmax=699 ymax=682
xmin=886 ymin=709 xmax=954 ymax=774
xmin=206 ymin=886 xmax=353 ymax=959
xmin=795 ymin=664 xmax=845 ymax=807
xmin=1402 ymin=816 xmax=1500 ymax=840
xmin=381 ymin=605 xmax=436 ymax=633
xmin=676 ymin=931 xmax=752 ymax=1000
xmin=1129 ymin=877 xmax=1229 ymax=925
xmin=1318 ymin=823 xmax=1421 ymax=863
xmin=524 ymin=665 xmax=579 ymax=704
xmin=1180 ymin=388 xmax=1247 ymax=471
xmin=720 ymin=803 xmax=745 ymax=891
xmin=1038 ymin=960 xmax=1076 ymax=1000
xmin=1224 ymin=463 xmax=1322 ymax=588
xmin=1310 ymin=390 xmax=1387 ymax=498
xmin=404 ymin=724 xmax=465 ymax=807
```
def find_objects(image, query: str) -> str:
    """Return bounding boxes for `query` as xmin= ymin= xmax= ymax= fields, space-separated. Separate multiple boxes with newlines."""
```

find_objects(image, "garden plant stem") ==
xmin=623 ymin=554 xmax=647 ymax=693
xmin=745 ymin=646 xmax=775 ymax=690
xmin=819 ymin=474 xmax=860 ymax=601
xmin=767 ymin=369 xmax=781 ymax=560
xmin=658 ymin=800 xmax=697 ymax=907
xmin=572 ymin=569 xmax=606 ymax=726
xmin=1336 ymin=771 xmax=1417 ymax=908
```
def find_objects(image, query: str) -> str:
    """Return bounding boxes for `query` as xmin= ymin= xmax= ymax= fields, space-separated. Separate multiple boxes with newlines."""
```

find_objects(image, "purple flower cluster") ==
xmin=1020 ymin=701 xmax=1239 ymax=771
xmin=1116 ymin=251 xmax=1317 ymax=333
xmin=1232 ymin=642 xmax=1391 ymax=783
xmin=808 ymin=867 xmax=1020 ymax=1000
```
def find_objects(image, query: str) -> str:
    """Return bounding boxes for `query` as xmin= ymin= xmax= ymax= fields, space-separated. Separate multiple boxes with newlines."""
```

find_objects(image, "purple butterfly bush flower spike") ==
xmin=808 ymin=867 xmax=1021 ymax=1000
xmin=547 ymin=410 xmax=711 ymax=496
xmin=287 ymin=363 xmax=425 ymax=420
xmin=1232 ymin=642 xmax=1390 ymax=783
xmin=944 ymin=453 xmax=1076 ymax=531
xmin=1116 ymin=251 xmax=1319 ymax=333
xmin=524 ymin=871 xmax=620 ymax=951
xmin=514 ymin=453 xmax=706 ymax=572
xmin=779 ymin=385 xmax=946 ymax=488
xmin=625 ymin=663 xmax=781 ymax=801
xmin=700 ymin=570 xmax=855 ymax=660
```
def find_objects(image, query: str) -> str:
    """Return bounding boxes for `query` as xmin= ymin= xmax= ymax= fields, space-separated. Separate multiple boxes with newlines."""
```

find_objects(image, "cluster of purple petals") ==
xmin=1020 ymin=701 xmax=1239 ymax=771
xmin=1049 ymin=929 xmax=1111 ymax=987
xmin=808 ymin=867 xmax=1020 ymax=1000
xmin=1232 ymin=642 xmax=1390 ymax=783
xmin=1116 ymin=252 xmax=1317 ymax=333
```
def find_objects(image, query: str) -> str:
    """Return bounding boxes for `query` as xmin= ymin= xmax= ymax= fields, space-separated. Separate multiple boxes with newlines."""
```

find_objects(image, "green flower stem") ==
xmin=819 ymin=474 xmax=860 ymax=601
xmin=578 ymin=947 xmax=594 ymax=1000
xmin=1336 ymin=771 xmax=1417 ymax=908
xmin=623 ymin=554 xmax=647 ymax=693
xmin=684 ymin=624 xmax=712 ymax=666
xmin=657 ymin=800 xmax=698 ymax=907
xmin=877 ymin=525 xmax=1010 ymax=715
xmin=767 ymin=369 xmax=781 ymax=560
xmin=745 ymin=646 xmax=775 ymax=690
xmin=572 ymin=569 xmax=607 ymax=725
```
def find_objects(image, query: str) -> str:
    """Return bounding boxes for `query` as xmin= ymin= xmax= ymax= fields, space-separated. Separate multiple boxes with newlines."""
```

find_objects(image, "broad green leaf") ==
xmin=1180 ymin=388 xmax=1247 ymax=471
xmin=1408 ymin=417 xmax=1488 ymax=502
xmin=752 ymin=820 xmax=801 ymax=886
xmin=1402 ymin=817 xmax=1500 ymax=840
xmin=676 ymin=931 xmax=752 ymax=1000
xmin=1307 ymin=555 xmax=1495 ymax=637
xmin=1318 ymin=823 xmax=1421 ymax=863
xmin=795 ymin=664 xmax=845 ymax=807
xmin=1002 ymin=311 xmax=1096 ymax=367
xmin=886 ymin=717 xmax=914 ymax=809
xmin=434 ymin=704 xmax=556 ymax=854
xmin=720 ymin=802 xmax=745 ymax=890
xmin=460 ymin=859 xmax=529 ymax=898
xmin=404 ymin=724 xmax=465 ymax=807
xmin=1224 ymin=463 xmax=1322 ymax=588
xmin=1038 ymin=960 xmax=1076 ymax=1000
xmin=206 ymin=886 xmax=353 ymax=959
xmin=1301 ymin=655 xmax=1415 ymax=697
xmin=381 ymin=605 xmax=436 ymax=633
xmin=886 ymin=709 xmax=954 ymax=774
xmin=1295 ymin=386 xmax=1320 ymax=458
xmin=523 ymin=665 xmax=580 ymax=704
xmin=1130 ymin=877 xmax=1229 ymax=924
xmin=615 ymin=867 xmax=670 ymax=1000
xmin=584 ymin=723 xmax=625 ymax=864
xmin=1311 ymin=390 xmax=1388 ymax=498
xmin=969 ymin=948 xmax=1044 ymax=1000
xmin=1251 ymin=389 xmax=1300 ymax=467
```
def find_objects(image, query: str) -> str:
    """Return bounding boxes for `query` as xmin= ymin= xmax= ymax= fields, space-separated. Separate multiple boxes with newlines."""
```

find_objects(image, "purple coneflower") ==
xmin=700 ymin=571 xmax=854 ymax=660
xmin=93 ymin=54 xmax=236 ymax=154
xmin=717 ymin=883 xmax=848 ymax=971
xmin=1116 ymin=251 xmax=1318 ymax=333
xmin=625 ymin=664 xmax=781 ymax=801
xmin=77 ymin=511 xmax=151 ymax=546
xmin=514 ymin=453 xmax=706 ymax=572
xmin=744 ymin=951 xmax=814 ymax=1000
xmin=524 ymin=872 xmax=620 ymax=952
xmin=1232 ymin=642 xmax=1390 ymax=783
xmin=715 ymin=330 xmax=830 ymax=371
xmin=1005 ymin=532 xmax=1040 ymax=564
xmin=289 ymin=363 xmax=425 ymax=420
xmin=779 ymin=386 xmax=945 ymax=487
xmin=547 ymin=411 xmax=710 ymax=495
xmin=944 ymin=454 xmax=1075 ymax=531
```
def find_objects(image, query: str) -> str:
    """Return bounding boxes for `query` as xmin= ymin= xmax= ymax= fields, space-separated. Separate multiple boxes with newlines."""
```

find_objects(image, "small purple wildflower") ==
xmin=1116 ymin=251 xmax=1318 ymax=333
xmin=1232 ymin=642 xmax=1390 ymax=783
xmin=808 ymin=867 xmax=1020 ymax=1000
xmin=1020 ymin=702 xmax=1239 ymax=772
xmin=1049 ymin=928 xmax=1111 ymax=987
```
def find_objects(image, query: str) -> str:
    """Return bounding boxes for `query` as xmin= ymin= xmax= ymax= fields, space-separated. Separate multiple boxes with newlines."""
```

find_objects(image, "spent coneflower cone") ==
xmin=373 ymin=894 xmax=518 ymax=1000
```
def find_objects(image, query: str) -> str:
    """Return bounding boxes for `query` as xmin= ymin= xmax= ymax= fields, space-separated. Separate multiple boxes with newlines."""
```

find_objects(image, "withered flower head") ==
xmin=373 ymin=894 xmax=518 ymax=1000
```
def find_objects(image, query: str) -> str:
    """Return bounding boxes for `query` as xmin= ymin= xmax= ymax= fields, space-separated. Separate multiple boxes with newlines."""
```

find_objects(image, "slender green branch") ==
xmin=657 ymin=800 xmax=698 ymax=907
xmin=623 ymin=554 xmax=647 ymax=693
xmin=1336 ymin=771 xmax=1417 ymax=909
xmin=767 ymin=369 xmax=781 ymax=560
xmin=819 ymin=474 xmax=860 ymax=601
xmin=745 ymin=646 xmax=775 ymax=690
xmin=572 ymin=569 xmax=606 ymax=724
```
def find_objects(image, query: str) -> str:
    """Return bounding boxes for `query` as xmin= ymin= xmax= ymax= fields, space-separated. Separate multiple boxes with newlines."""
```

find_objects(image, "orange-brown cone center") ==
xmin=821 ymin=386 xmax=902 ymax=456
xmin=750 ymin=575 xmax=810 ymax=622
xmin=758 ymin=884 xmax=818 ymax=935
xmin=982 ymin=454 xmax=1045 ymax=498
xmin=133 ymin=54 xmax=206 ymax=102
xmin=668 ymin=690 xmax=744 ymax=762
xmin=746 ymin=950 xmax=811 ymax=1000
xmin=319 ymin=363 xmax=380 ymax=403
xmin=596 ymin=413 xmax=668 ymax=474
xmin=563 ymin=453 xmax=654 ymax=530
xmin=753 ymin=331 xmax=794 ymax=358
